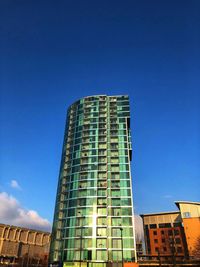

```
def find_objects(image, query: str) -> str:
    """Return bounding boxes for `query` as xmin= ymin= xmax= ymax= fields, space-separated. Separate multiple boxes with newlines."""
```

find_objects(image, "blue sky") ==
xmin=0 ymin=0 xmax=200 ymax=230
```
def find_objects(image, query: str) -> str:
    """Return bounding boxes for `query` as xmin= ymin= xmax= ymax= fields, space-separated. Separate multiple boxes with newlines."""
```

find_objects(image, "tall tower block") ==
xmin=50 ymin=95 xmax=136 ymax=266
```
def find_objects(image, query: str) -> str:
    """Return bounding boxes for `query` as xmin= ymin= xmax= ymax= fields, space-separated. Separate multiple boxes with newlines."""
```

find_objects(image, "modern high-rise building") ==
xmin=50 ymin=95 xmax=136 ymax=267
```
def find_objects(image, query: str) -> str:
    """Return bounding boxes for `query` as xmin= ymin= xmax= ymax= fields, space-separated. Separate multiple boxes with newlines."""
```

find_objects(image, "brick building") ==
xmin=141 ymin=211 xmax=188 ymax=260
xmin=141 ymin=201 xmax=200 ymax=261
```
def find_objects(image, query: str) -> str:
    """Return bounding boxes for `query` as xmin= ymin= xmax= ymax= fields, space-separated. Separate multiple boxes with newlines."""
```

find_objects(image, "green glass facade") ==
xmin=50 ymin=95 xmax=136 ymax=266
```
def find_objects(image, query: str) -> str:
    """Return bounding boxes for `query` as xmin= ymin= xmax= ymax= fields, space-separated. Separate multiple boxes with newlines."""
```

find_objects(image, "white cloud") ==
xmin=134 ymin=215 xmax=144 ymax=242
xmin=0 ymin=192 xmax=51 ymax=232
xmin=10 ymin=180 xmax=21 ymax=190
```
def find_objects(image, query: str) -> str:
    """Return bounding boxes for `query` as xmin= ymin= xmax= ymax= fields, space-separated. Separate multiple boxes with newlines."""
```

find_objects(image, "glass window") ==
xmin=112 ymin=239 xmax=121 ymax=249
xmin=98 ymin=189 xmax=106 ymax=197
xmin=122 ymin=217 xmax=132 ymax=226
xmin=98 ymin=181 xmax=107 ymax=188
xmin=112 ymin=199 xmax=121 ymax=206
xmin=174 ymin=229 xmax=179 ymax=235
xmin=98 ymin=164 xmax=107 ymax=171
xmin=110 ymin=208 xmax=121 ymax=216
xmin=120 ymin=180 xmax=130 ymax=187
xmin=110 ymin=158 xmax=119 ymax=164
xmin=97 ymin=238 xmax=106 ymax=248
xmin=112 ymin=228 xmax=121 ymax=237
xmin=112 ymin=218 xmax=122 ymax=226
xmin=123 ymin=238 xmax=134 ymax=248
xmin=177 ymin=247 xmax=183 ymax=253
xmin=84 ymin=228 xmax=92 ymax=237
xmin=121 ymin=198 xmax=131 ymax=206
xmin=97 ymin=198 xmax=107 ymax=206
xmin=110 ymin=151 xmax=118 ymax=157
xmin=111 ymin=165 xmax=119 ymax=172
xmin=183 ymin=212 xmax=191 ymax=218
xmin=111 ymin=189 xmax=120 ymax=197
xmin=112 ymin=250 xmax=122 ymax=261
xmin=123 ymin=228 xmax=133 ymax=237
xmin=97 ymin=228 xmax=107 ymax=237
xmin=97 ymin=217 xmax=107 ymax=226
xmin=168 ymin=230 xmax=173 ymax=235
xmin=119 ymin=164 xmax=129 ymax=171
xmin=96 ymin=250 xmax=107 ymax=261
xmin=124 ymin=250 xmax=134 ymax=261
xmin=74 ymin=239 xmax=80 ymax=248
xmin=121 ymin=208 xmax=132 ymax=216
xmin=173 ymin=222 xmax=181 ymax=227
xmin=97 ymin=208 xmax=107 ymax=216
xmin=111 ymin=173 xmax=120 ymax=180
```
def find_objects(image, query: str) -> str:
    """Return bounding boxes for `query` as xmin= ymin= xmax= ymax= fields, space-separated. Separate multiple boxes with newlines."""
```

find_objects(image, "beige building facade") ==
xmin=0 ymin=223 xmax=50 ymax=266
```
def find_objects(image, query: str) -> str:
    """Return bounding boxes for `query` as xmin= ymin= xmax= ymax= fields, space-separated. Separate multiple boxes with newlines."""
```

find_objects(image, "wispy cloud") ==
xmin=10 ymin=180 xmax=21 ymax=190
xmin=134 ymin=215 xmax=144 ymax=241
xmin=163 ymin=194 xmax=173 ymax=199
xmin=0 ymin=192 xmax=51 ymax=232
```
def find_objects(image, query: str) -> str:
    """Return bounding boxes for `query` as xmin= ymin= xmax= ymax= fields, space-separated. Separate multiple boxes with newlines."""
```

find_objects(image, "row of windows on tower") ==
xmin=64 ymin=164 xmax=129 ymax=173
xmin=59 ymin=197 xmax=133 ymax=207
xmin=67 ymin=130 xmax=128 ymax=142
xmin=69 ymin=106 xmax=130 ymax=117
xmin=69 ymin=98 xmax=129 ymax=112
xmin=61 ymin=172 xmax=130 ymax=180
xmin=65 ymin=207 xmax=133 ymax=217
xmin=69 ymin=106 xmax=130 ymax=119
xmin=64 ymin=156 xmax=129 ymax=165
xmin=60 ymin=189 xmax=132 ymax=199
xmin=63 ymin=238 xmax=134 ymax=249
xmin=67 ymin=138 xmax=128 ymax=148
xmin=67 ymin=143 xmax=129 ymax=153
xmin=63 ymin=216 xmax=133 ymax=227
xmin=67 ymin=123 xmax=127 ymax=134
xmin=62 ymin=179 xmax=131 ymax=187
xmin=64 ymin=161 xmax=130 ymax=171
xmin=65 ymin=149 xmax=129 ymax=160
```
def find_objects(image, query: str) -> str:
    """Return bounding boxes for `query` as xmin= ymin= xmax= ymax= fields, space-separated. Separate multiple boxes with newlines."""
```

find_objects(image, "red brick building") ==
xmin=141 ymin=201 xmax=200 ymax=261
xmin=141 ymin=211 xmax=188 ymax=260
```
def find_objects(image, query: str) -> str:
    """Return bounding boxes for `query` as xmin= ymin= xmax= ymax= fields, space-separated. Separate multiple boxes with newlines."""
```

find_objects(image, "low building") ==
xmin=140 ymin=201 xmax=200 ymax=262
xmin=0 ymin=223 xmax=51 ymax=266
xmin=141 ymin=211 xmax=188 ymax=261
xmin=175 ymin=201 xmax=200 ymax=258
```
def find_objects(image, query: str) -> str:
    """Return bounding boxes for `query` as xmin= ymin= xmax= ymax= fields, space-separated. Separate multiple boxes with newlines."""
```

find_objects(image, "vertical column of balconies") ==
xmin=106 ymin=95 xmax=135 ymax=262
xmin=96 ymin=96 xmax=108 ymax=261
